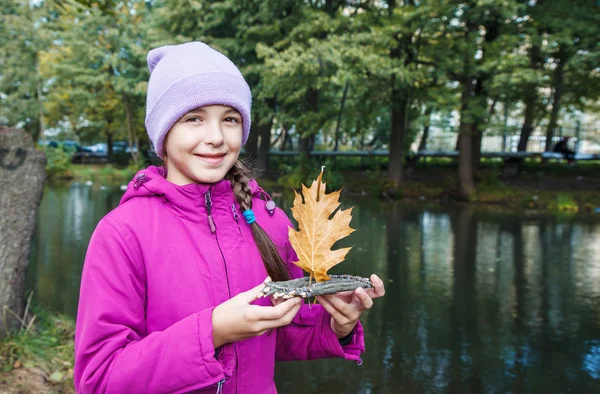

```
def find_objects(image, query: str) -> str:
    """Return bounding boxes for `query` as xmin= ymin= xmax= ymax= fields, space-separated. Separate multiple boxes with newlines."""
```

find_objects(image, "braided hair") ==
xmin=227 ymin=160 xmax=291 ymax=282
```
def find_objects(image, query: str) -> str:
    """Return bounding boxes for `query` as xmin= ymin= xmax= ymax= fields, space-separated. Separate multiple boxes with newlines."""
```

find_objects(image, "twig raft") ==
xmin=258 ymin=275 xmax=373 ymax=299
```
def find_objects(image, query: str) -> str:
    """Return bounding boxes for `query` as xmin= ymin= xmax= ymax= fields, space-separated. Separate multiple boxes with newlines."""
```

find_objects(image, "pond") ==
xmin=28 ymin=180 xmax=600 ymax=393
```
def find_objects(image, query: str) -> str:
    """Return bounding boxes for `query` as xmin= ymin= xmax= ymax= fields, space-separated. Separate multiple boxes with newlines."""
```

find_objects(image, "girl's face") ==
xmin=164 ymin=105 xmax=243 ymax=185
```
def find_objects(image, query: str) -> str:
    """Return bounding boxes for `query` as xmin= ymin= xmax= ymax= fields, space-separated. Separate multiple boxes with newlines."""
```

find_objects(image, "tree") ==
xmin=541 ymin=0 xmax=600 ymax=153
xmin=428 ymin=0 xmax=521 ymax=199
xmin=0 ymin=0 xmax=53 ymax=140
xmin=0 ymin=128 xmax=46 ymax=338
xmin=42 ymin=0 xmax=152 ymax=162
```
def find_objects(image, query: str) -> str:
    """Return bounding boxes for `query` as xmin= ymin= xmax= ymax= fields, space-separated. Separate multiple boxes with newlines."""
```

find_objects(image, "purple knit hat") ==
xmin=145 ymin=41 xmax=252 ymax=158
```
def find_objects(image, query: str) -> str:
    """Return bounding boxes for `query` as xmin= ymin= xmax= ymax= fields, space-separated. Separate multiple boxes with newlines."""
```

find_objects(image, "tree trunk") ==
xmin=544 ymin=56 xmax=565 ymax=153
xmin=35 ymin=57 xmax=45 ymax=142
xmin=458 ymin=82 xmax=476 ymax=201
xmin=0 ymin=127 xmax=46 ymax=338
xmin=122 ymin=94 xmax=139 ymax=163
xmin=245 ymin=111 xmax=260 ymax=162
xmin=105 ymin=113 xmax=114 ymax=158
xmin=386 ymin=79 xmax=408 ymax=197
xmin=418 ymin=107 xmax=432 ymax=151
xmin=471 ymin=124 xmax=482 ymax=170
xmin=469 ymin=76 xmax=491 ymax=170
xmin=358 ymin=121 xmax=365 ymax=150
xmin=280 ymin=127 xmax=288 ymax=151
xmin=518 ymin=43 xmax=542 ymax=152
xmin=257 ymin=117 xmax=273 ymax=171
xmin=299 ymin=88 xmax=319 ymax=156
xmin=333 ymin=81 xmax=349 ymax=151
xmin=106 ymin=129 xmax=114 ymax=159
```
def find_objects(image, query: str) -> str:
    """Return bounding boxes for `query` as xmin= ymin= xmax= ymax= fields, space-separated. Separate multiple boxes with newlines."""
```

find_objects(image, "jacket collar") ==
xmin=120 ymin=166 xmax=263 ymax=222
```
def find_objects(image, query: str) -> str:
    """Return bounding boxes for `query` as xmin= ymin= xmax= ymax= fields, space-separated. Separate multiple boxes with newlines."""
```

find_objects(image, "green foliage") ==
xmin=2 ymin=0 xmax=599 ymax=187
xmin=0 ymin=0 xmax=53 ymax=139
xmin=549 ymin=193 xmax=579 ymax=214
xmin=42 ymin=146 xmax=73 ymax=178
xmin=67 ymin=164 xmax=138 ymax=183
xmin=100 ymin=164 xmax=116 ymax=178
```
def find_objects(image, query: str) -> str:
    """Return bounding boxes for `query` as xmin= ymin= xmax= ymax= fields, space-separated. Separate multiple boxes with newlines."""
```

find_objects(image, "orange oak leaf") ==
xmin=288 ymin=167 xmax=355 ymax=282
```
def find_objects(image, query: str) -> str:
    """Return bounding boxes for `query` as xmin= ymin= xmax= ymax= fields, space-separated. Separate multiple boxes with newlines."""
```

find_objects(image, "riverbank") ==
xmin=351 ymin=163 xmax=600 ymax=214
xmin=50 ymin=161 xmax=600 ymax=214
xmin=269 ymin=161 xmax=600 ymax=214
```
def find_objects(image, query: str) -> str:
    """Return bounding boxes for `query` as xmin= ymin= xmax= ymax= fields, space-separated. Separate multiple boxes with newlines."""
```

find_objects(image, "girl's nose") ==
xmin=204 ymin=122 xmax=225 ymax=146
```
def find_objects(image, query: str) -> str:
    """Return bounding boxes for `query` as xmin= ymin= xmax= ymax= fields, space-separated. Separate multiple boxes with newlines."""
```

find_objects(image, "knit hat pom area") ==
xmin=144 ymin=42 xmax=252 ymax=158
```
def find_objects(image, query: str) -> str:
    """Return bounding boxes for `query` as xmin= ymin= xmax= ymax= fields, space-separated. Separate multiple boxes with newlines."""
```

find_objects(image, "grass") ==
xmin=61 ymin=163 xmax=139 ymax=184
xmin=0 ymin=302 xmax=75 ymax=390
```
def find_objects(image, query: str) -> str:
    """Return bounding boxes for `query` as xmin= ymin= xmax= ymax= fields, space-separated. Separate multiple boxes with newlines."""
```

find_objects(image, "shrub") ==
xmin=41 ymin=146 xmax=73 ymax=178
xmin=549 ymin=193 xmax=579 ymax=213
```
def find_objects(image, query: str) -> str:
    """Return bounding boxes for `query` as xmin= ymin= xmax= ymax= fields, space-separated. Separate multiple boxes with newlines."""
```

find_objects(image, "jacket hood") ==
xmin=120 ymin=166 xmax=262 ymax=222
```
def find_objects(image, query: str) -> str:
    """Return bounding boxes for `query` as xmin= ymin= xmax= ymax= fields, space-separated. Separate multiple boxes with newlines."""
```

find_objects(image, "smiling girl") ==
xmin=73 ymin=41 xmax=384 ymax=394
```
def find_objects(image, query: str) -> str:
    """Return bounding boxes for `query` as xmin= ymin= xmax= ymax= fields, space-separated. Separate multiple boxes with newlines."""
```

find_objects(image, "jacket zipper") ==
xmin=204 ymin=191 xmax=217 ymax=233
xmin=231 ymin=203 xmax=244 ymax=238
xmin=206 ymin=189 xmax=232 ymax=299
xmin=206 ymin=189 xmax=236 ymax=392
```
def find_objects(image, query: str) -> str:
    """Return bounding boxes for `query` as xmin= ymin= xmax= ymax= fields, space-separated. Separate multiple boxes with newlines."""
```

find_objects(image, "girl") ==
xmin=74 ymin=41 xmax=385 ymax=394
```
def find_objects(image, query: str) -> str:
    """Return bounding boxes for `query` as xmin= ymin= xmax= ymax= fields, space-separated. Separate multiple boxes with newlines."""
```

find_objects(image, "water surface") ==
xmin=28 ymin=181 xmax=600 ymax=393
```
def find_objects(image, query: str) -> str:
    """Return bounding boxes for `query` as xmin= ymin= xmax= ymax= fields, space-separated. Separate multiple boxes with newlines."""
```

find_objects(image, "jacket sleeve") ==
xmin=274 ymin=243 xmax=365 ymax=363
xmin=74 ymin=217 xmax=229 ymax=394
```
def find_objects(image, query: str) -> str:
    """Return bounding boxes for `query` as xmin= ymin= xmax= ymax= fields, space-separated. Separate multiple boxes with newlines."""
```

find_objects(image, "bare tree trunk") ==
xmin=122 ymin=94 xmax=139 ymax=163
xmin=544 ymin=56 xmax=565 ymax=153
xmin=105 ymin=113 xmax=114 ymax=159
xmin=386 ymin=77 xmax=408 ymax=197
xmin=280 ymin=127 xmax=288 ymax=151
xmin=257 ymin=117 xmax=273 ymax=171
xmin=244 ymin=115 xmax=260 ymax=162
xmin=0 ymin=127 xmax=46 ymax=338
xmin=35 ymin=57 xmax=45 ymax=142
xmin=299 ymin=88 xmax=319 ymax=156
xmin=418 ymin=107 xmax=432 ymax=151
xmin=458 ymin=82 xmax=476 ymax=201
xmin=471 ymin=124 xmax=482 ymax=170
xmin=517 ymin=43 xmax=542 ymax=152
xmin=107 ymin=130 xmax=114 ymax=159
xmin=334 ymin=81 xmax=349 ymax=151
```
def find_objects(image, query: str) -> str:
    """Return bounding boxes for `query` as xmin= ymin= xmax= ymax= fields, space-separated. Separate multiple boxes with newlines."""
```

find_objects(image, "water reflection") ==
xmin=28 ymin=182 xmax=600 ymax=393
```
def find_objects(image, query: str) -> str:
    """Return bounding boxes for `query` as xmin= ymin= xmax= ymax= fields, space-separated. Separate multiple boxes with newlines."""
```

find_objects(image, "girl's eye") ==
xmin=185 ymin=116 xmax=202 ymax=123
xmin=224 ymin=117 xmax=241 ymax=124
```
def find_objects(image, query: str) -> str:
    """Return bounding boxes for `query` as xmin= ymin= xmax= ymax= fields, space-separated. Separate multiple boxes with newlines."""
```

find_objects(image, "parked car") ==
xmin=84 ymin=142 xmax=138 ymax=154
xmin=112 ymin=141 xmax=138 ymax=153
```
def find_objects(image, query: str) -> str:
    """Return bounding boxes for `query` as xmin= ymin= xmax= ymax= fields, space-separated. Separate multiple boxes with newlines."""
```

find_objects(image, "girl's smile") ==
xmin=194 ymin=152 xmax=226 ymax=165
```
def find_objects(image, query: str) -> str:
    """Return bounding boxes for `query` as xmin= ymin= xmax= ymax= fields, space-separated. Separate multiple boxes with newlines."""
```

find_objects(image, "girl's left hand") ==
xmin=317 ymin=274 xmax=385 ymax=338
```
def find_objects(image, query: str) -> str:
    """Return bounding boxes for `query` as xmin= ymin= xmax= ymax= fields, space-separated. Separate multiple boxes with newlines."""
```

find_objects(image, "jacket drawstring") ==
xmin=216 ymin=379 xmax=225 ymax=394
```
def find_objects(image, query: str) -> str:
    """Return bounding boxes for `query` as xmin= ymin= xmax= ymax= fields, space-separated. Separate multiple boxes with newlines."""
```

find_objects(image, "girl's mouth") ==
xmin=195 ymin=153 xmax=226 ymax=165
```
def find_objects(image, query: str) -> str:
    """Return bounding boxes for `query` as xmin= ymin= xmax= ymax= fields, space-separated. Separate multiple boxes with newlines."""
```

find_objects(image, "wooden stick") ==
xmin=258 ymin=275 xmax=373 ymax=298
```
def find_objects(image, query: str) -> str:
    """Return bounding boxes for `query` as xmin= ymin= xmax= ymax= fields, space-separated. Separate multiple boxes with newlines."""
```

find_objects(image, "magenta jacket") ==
xmin=74 ymin=166 xmax=364 ymax=393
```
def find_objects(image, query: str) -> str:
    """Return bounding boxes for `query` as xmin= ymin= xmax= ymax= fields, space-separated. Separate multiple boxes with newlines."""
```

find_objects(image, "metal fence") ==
xmin=412 ymin=130 xmax=600 ymax=154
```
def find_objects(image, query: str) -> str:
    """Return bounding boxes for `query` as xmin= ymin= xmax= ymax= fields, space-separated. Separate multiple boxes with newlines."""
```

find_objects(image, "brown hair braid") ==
xmin=227 ymin=160 xmax=291 ymax=282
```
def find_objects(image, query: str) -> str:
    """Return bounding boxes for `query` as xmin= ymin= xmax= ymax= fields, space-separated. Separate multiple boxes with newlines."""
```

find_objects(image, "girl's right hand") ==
xmin=211 ymin=281 xmax=302 ymax=348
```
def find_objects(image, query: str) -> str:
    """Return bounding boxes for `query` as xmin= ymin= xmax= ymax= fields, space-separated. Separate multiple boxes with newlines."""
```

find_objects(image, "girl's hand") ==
xmin=317 ymin=274 xmax=385 ymax=339
xmin=212 ymin=281 xmax=302 ymax=348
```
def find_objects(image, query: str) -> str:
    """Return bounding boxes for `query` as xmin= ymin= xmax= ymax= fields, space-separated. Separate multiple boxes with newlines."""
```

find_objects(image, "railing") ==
xmin=267 ymin=150 xmax=600 ymax=160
